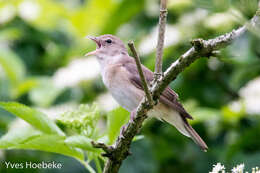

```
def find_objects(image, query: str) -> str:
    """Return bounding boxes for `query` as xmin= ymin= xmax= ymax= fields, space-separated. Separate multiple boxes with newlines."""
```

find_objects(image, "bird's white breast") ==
xmin=101 ymin=63 xmax=143 ymax=111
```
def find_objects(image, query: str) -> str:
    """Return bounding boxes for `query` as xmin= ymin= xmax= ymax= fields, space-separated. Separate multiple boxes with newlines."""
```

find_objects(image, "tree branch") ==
xmin=151 ymin=14 xmax=259 ymax=100
xmin=128 ymin=41 xmax=153 ymax=106
xmin=91 ymin=141 xmax=114 ymax=157
xmin=100 ymin=6 xmax=260 ymax=173
xmin=154 ymin=0 xmax=167 ymax=80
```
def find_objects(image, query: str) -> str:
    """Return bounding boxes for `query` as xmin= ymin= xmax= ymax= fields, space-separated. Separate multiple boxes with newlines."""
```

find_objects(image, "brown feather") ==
xmin=182 ymin=117 xmax=208 ymax=151
xmin=121 ymin=57 xmax=193 ymax=120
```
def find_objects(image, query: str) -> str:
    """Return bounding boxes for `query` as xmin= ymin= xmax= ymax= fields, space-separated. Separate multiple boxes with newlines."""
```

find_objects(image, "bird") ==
xmin=85 ymin=34 xmax=208 ymax=151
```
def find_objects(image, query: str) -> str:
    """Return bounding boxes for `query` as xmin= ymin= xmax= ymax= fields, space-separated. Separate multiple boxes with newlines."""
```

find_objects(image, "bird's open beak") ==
xmin=85 ymin=36 xmax=101 ymax=56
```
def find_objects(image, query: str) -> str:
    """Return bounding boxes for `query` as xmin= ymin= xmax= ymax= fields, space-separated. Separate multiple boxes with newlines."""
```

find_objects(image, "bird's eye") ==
xmin=105 ymin=39 xmax=112 ymax=44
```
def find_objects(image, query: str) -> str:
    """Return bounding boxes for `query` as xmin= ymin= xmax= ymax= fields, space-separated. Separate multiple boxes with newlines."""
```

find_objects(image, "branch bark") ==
xmin=155 ymin=0 xmax=167 ymax=80
xmin=94 ymin=5 xmax=260 ymax=173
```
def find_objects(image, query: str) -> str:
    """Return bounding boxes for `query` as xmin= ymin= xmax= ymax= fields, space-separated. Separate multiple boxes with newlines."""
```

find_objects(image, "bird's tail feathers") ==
xmin=183 ymin=119 xmax=208 ymax=152
xmin=161 ymin=110 xmax=208 ymax=151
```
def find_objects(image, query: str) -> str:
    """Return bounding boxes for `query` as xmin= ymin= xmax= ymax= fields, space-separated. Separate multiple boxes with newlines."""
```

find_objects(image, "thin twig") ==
xmin=100 ymin=6 xmax=260 ymax=173
xmin=128 ymin=41 xmax=153 ymax=105
xmin=91 ymin=141 xmax=114 ymax=154
xmin=155 ymin=0 xmax=167 ymax=80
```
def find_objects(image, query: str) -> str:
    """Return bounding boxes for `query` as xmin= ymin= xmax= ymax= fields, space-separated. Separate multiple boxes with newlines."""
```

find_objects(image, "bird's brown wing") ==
xmin=122 ymin=59 xmax=193 ymax=119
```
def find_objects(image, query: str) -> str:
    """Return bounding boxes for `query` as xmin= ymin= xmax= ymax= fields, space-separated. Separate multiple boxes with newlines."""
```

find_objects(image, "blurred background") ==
xmin=0 ymin=0 xmax=260 ymax=172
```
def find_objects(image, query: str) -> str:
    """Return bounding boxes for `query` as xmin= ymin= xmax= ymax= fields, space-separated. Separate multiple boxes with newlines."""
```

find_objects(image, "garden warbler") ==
xmin=85 ymin=34 xmax=208 ymax=151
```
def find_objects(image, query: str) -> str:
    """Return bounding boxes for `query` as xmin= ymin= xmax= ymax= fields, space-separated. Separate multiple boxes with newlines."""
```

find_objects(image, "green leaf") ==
xmin=0 ymin=122 xmax=41 ymax=148
xmin=65 ymin=135 xmax=101 ymax=152
xmin=18 ymin=135 xmax=83 ymax=160
xmin=0 ymin=124 xmax=84 ymax=160
xmin=0 ymin=49 xmax=25 ymax=85
xmin=107 ymin=107 xmax=129 ymax=144
xmin=0 ymin=102 xmax=65 ymax=136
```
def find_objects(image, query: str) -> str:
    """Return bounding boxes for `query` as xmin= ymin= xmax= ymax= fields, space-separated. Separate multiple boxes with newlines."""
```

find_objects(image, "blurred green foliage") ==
xmin=0 ymin=102 xmax=132 ymax=173
xmin=0 ymin=0 xmax=260 ymax=172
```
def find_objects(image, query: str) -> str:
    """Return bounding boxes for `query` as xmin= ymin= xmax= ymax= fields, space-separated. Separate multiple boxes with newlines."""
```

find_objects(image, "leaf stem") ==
xmin=79 ymin=159 xmax=96 ymax=173
xmin=94 ymin=157 xmax=103 ymax=173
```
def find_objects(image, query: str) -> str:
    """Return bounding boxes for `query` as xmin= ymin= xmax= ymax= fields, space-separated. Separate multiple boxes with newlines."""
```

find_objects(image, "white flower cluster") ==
xmin=210 ymin=163 xmax=260 ymax=173
xmin=138 ymin=25 xmax=181 ymax=55
xmin=228 ymin=77 xmax=260 ymax=115
xmin=231 ymin=164 xmax=245 ymax=173
xmin=239 ymin=77 xmax=260 ymax=114
xmin=96 ymin=92 xmax=119 ymax=111
xmin=18 ymin=1 xmax=41 ymax=21
xmin=53 ymin=57 xmax=100 ymax=88
xmin=210 ymin=163 xmax=225 ymax=173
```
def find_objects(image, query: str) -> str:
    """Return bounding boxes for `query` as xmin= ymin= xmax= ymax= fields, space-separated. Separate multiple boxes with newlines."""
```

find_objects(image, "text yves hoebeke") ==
xmin=3 ymin=161 xmax=63 ymax=169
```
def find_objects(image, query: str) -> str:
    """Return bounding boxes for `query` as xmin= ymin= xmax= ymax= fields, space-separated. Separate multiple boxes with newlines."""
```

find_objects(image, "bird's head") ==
xmin=85 ymin=34 xmax=128 ymax=59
